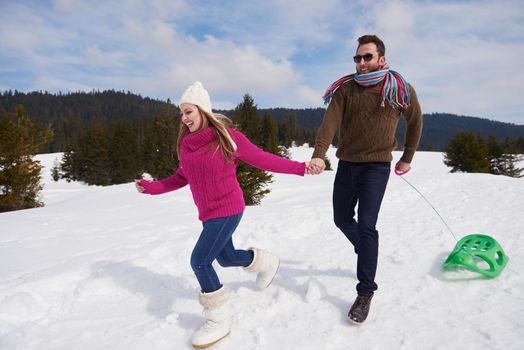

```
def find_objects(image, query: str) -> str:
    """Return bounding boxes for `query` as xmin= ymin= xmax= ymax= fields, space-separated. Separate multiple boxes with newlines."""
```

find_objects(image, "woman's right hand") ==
xmin=135 ymin=179 xmax=146 ymax=193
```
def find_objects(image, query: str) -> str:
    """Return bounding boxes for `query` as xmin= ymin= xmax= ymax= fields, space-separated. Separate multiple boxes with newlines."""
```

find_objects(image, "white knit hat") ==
xmin=179 ymin=81 xmax=212 ymax=115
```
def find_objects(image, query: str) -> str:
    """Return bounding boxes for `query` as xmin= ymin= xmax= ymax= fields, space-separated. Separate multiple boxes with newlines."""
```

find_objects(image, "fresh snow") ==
xmin=1 ymin=148 xmax=523 ymax=350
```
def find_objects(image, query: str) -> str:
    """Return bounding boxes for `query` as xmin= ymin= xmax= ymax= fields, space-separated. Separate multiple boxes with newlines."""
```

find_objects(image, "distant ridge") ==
xmin=2 ymin=90 xmax=523 ymax=152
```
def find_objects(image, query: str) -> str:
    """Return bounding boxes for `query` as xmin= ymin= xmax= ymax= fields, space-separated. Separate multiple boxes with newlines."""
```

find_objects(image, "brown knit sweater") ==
xmin=312 ymin=79 xmax=423 ymax=163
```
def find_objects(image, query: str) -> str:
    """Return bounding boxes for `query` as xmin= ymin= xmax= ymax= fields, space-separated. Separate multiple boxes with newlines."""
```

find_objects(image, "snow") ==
xmin=1 ymin=148 xmax=523 ymax=350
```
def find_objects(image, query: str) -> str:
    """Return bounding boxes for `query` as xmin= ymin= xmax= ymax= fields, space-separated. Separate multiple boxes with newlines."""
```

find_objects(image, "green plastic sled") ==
xmin=443 ymin=234 xmax=508 ymax=278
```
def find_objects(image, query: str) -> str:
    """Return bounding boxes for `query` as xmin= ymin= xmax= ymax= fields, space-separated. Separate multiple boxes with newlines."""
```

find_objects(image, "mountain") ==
xmin=401 ymin=113 xmax=524 ymax=151
xmin=2 ymin=90 xmax=523 ymax=152
xmin=242 ymin=109 xmax=524 ymax=151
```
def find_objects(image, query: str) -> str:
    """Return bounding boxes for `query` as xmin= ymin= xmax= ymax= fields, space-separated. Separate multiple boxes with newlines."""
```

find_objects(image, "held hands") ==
xmin=307 ymin=158 xmax=325 ymax=175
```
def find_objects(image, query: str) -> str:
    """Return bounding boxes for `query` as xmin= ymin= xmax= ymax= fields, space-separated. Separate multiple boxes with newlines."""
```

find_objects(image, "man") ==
xmin=309 ymin=34 xmax=422 ymax=324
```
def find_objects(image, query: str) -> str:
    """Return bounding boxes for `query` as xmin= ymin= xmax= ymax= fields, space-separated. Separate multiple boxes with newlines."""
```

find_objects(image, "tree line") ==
xmin=1 ymin=93 xmax=319 ymax=212
xmin=58 ymin=100 xmax=180 ymax=185
xmin=3 ymin=90 xmax=524 ymax=153
xmin=444 ymin=132 xmax=523 ymax=177
xmin=1 ymin=89 xmax=523 ymax=213
xmin=0 ymin=90 xmax=318 ymax=154
xmin=55 ymin=94 xmax=318 ymax=203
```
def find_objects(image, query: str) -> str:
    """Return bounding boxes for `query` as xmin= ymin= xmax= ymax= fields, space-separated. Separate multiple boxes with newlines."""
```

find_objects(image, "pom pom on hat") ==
xmin=179 ymin=81 xmax=212 ymax=115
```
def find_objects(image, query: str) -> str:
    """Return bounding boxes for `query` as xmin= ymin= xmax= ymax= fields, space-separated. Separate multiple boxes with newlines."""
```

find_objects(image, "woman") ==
xmin=135 ymin=81 xmax=308 ymax=348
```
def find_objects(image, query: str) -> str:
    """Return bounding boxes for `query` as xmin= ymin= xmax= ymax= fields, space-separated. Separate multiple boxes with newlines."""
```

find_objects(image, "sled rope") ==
xmin=397 ymin=175 xmax=459 ymax=242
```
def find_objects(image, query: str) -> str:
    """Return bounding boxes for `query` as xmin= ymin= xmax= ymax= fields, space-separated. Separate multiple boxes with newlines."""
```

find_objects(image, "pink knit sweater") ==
xmin=139 ymin=127 xmax=306 ymax=221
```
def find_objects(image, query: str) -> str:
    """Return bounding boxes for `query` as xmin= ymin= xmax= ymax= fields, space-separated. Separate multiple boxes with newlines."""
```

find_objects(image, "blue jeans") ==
xmin=333 ymin=161 xmax=390 ymax=296
xmin=190 ymin=212 xmax=254 ymax=293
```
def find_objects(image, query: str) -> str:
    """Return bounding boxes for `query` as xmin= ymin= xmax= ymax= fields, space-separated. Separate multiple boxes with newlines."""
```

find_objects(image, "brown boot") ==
xmin=347 ymin=295 xmax=373 ymax=324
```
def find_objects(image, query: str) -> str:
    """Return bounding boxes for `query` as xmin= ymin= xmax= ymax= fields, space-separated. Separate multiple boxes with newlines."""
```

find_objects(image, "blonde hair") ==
xmin=177 ymin=106 xmax=237 ymax=162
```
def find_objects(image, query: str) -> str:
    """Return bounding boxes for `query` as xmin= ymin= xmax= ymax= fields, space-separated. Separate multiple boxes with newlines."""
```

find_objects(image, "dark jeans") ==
xmin=333 ymin=160 xmax=390 ymax=296
xmin=190 ymin=212 xmax=254 ymax=293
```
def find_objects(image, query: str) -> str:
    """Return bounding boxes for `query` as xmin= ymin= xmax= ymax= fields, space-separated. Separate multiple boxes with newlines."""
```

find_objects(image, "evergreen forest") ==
xmin=1 ymin=89 xmax=523 ymax=212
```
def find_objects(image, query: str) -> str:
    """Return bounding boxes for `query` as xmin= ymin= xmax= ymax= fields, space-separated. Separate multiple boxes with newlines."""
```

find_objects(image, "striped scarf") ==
xmin=322 ymin=65 xmax=411 ymax=109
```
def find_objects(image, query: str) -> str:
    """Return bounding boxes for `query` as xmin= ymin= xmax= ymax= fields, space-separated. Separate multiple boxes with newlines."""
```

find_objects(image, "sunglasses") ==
xmin=353 ymin=53 xmax=374 ymax=63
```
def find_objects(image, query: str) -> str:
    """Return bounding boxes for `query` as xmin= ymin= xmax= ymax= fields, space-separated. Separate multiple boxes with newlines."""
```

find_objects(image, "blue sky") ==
xmin=1 ymin=0 xmax=524 ymax=124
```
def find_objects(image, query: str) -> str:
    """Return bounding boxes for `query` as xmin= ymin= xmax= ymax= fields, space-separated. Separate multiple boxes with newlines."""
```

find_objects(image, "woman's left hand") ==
xmin=135 ymin=179 xmax=146 ymax=193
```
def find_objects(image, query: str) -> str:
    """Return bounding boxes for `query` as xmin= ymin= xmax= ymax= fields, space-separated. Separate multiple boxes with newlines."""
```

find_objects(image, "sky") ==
xmin=1 ymin=0 xmax=524 ymax=124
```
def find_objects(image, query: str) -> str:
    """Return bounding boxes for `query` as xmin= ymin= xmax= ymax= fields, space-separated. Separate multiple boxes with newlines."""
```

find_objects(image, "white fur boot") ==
xmin=192 ymin=285 xmax=230 ymax=349
xmin=244 ymin=248 xmax=280 ymax=288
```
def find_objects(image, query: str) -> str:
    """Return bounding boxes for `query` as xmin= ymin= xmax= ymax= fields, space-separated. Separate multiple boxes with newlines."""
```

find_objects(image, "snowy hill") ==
xmin=1 ymin=148 xmax=523 ymax=350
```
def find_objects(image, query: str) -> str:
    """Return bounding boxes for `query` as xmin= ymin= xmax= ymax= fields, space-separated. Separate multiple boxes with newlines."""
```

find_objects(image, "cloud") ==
xmin=351 ymin=0 xmax=524 ymax=123
xmin=84 ymin=46 xmax=125 ymax=68
xmin=33 ymin=76 xmax=93 ymax=93
xmin=0 ymin=0 xmax=318 ymax=106
xmin=1 ymin=0 xmax=523 ymax=123
xmin=112 ymin=16 xmax=303 ymax=102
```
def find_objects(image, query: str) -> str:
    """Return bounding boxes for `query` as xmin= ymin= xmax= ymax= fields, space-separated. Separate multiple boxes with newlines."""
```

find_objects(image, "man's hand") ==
xmin=308 ymin=158 xmax=326 ymax=175
xmin=394 ymin=160 xmax=411 ymax=174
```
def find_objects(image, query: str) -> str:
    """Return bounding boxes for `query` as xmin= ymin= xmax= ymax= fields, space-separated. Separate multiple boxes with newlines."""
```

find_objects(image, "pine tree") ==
xmin=286 ymin=113 xmax=306 ymax=146
xmin=324 ymin=156 xmax=333 ymax=171
xmin=259 ymin=111 xmax=281 ymax=155
xmin=444 ymin=131 xmax=489 ymax=173
xmin=59 ymin=117 xmax=86 ymax=182
xmin=109 ymin=120 xmax=140 ymax=183
xmin=233 ymin=94 xmax=273 ymax=205
xmin=81 ymin=119 xmax=112 ymax=185
xmin=0 ymin=105 xmax=53 ymax=212
xmin=142 ymin=100 xmax=180 ymax=179
xmin=279 ymin=115 xmax=294 ymax=148
xmin=305 ymin=129 xmax=316 ymax=148
xmin=234 ymin=94 xmax=261 ymax=144
xmin=515 ymin=136 xmax=524 ymax=153
xmin=487 ymin=134 xmax=504 ymax=175
xmin=278 ymin=145 xmax=291 ymax=159
xmin=51 ymin=159 xmax=60 ymax=181
xmin=499 ymin=137 xmax=524 ymax=178
xmin=60 ymin=134 xmax=83 ymax=182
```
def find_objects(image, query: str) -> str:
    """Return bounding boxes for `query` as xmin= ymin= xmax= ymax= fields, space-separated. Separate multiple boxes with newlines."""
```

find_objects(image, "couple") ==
xmin=136 ymin=34 xmax=422 ymax=349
